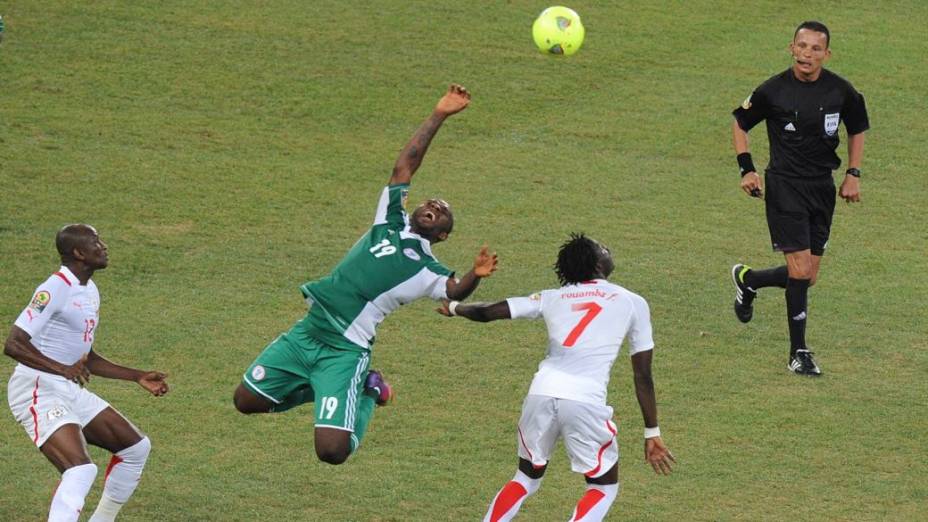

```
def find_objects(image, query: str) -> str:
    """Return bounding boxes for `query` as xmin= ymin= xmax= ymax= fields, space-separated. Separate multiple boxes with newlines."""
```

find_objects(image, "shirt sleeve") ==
xmin=732 ymin=84 xmax=770 ymax=132
xmin=506 ymin=292 xmax=544 ymax=320
xmin=13 ymin=277 xmax=68 ymax=338
xmin=626 ymin=293 xmax=655 ymax=355
xmin=842 ymin=84 xmax=870 ymax=135
xmin=373 ymin=184 xmax=410 ymax=229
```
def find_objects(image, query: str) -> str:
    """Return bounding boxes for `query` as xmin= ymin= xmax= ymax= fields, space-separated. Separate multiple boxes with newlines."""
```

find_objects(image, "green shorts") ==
xmin=242 ymin=332 xmax=371 ymax=431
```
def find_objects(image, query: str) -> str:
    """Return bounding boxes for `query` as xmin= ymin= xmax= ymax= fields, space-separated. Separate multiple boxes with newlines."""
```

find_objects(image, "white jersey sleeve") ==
xmin=506 ymin=293 xmax=544 ymax=320
xmin=626 ymin=293 xmax=654 ymax=355
xmin=14 ymin=275 xmax=70 ymax=338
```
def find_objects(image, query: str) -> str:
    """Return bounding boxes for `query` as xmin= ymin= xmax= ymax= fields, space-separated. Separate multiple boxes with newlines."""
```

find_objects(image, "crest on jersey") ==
xmin=29 ymin=291 xmax=51 ymax=313
xmin=251 ymin=365 xmax=266 ymax=381
xmin=824 ymin=113 xmax=840 ymax=136
xmin=403 ymin=248 xmax=421 ymax=261
xmin=741 ymin=94 xmax=752 ymax=110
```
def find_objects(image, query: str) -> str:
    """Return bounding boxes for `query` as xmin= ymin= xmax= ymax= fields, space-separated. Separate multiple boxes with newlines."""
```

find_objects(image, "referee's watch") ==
xmin=846 ymin=167 xmax=861 ymax=178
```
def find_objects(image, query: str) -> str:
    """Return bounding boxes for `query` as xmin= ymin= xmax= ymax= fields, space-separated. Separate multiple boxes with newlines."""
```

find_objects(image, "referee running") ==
xmin=729 ymin=21 xmax=870 ymax=376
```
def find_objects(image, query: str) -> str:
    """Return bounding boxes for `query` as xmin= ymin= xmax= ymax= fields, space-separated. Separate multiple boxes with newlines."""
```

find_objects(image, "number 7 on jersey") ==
xmin=563 ymin=302 xmax=602 ymax=347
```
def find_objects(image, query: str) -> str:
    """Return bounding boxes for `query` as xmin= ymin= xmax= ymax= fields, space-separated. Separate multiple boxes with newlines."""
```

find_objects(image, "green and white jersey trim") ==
xmin=342 ymin=263 xmax=450 ymax=348
xmin=299 ymin=184 xmax=453 ymax=351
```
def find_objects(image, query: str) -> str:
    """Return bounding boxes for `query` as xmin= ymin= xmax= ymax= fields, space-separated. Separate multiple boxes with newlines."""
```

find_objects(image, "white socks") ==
xmin=89 ymin=436 xmax=152 ymax=522
xmin=483 ymin=470 xmax=543 ymax=522
xmin=567 ymin=483 xmax=619 ymax=522
xmin=49 ymin=463 xmax=97 ymax=522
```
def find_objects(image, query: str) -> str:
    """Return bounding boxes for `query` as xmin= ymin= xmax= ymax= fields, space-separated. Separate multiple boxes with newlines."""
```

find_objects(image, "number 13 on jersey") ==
xmin=563 ymin=302 xmax=602 ymax=347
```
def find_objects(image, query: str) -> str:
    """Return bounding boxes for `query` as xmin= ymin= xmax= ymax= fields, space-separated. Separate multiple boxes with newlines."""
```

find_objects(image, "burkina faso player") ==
xmin=233 ymin=84 xmax=498 ymax=465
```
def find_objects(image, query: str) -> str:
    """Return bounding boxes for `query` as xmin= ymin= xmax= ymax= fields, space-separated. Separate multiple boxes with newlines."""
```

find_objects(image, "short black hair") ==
xmin=55 ymin=224 xmax=94 ymax=260
xmin=795 ymin=20 xmax=830 ymax=48
xmin=554 ymin=232 xmax=601 ymax=286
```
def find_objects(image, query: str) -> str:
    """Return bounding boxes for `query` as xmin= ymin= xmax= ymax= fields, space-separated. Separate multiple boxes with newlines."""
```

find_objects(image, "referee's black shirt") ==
xmin=733 ymin=68 xmax=869 ymax=179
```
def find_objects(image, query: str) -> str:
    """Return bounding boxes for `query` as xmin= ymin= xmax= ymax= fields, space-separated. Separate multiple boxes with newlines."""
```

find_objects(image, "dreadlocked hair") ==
xmin=554 ymin=232 xmax=600 ymax=286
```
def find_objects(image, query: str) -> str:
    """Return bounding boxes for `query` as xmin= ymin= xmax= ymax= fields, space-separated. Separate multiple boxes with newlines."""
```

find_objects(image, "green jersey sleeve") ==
xmin=373 ymin=184 xmax=410 ymax=229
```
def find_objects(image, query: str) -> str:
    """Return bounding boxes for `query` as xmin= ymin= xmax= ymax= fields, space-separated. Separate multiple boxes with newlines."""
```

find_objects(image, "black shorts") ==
xmin=764 ymin=174 xmax=836 ymax=256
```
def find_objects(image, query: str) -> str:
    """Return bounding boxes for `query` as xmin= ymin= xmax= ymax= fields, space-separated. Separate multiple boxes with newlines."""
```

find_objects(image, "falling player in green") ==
xmin=233 ymin=84 xmax=498 ymax=465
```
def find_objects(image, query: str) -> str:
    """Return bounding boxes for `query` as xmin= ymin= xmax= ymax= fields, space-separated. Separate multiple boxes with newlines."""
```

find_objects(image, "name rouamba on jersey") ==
xmin=506 ymin=279 xmax=654 ymax=405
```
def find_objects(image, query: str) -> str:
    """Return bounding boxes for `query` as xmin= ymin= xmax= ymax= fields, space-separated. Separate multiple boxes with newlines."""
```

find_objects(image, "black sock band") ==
xmin=745 ymin=265 xmax=789 ymax=290
xmin=786 ymin=278 xmax=810 ymax=354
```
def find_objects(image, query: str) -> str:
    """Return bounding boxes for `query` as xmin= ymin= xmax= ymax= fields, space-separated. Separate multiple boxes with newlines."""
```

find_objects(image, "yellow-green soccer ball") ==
xmin=532 ymin=6 xmax=585 ymax=56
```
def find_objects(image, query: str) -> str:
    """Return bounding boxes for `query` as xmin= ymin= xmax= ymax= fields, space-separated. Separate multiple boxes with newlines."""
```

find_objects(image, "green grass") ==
xmin=1 ymin=1 xmax=926 ymax=520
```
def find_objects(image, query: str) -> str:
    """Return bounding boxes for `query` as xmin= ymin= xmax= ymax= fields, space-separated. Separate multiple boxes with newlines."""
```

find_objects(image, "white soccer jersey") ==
xmin=506 ymin=279 xmax=654 ymax=405
xmin=13 ymin=267 xmax=100 ymax=367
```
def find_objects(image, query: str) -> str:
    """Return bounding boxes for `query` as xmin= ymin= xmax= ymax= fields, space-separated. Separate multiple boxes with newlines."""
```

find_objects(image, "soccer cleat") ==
xmin=731 ymin=264 xmax=757 ymax=323
xmin=364 ymin=370 xmax=394 ymax=406
xmin=788 ymin=349 xmax=822 ymax=376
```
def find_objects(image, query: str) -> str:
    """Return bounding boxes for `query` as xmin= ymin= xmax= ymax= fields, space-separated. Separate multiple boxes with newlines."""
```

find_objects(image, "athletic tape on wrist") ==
xmin=448 ymin=301 xmax=460 ymax=316
xmin=644 ymin=426 xmax=661 ymax=439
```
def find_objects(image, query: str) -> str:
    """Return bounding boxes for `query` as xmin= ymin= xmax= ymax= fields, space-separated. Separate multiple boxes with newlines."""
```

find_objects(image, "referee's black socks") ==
xmin=744 ymin=265 xmax=789 ymax=289
xmin=786 ymin=277 xmax=810 ymax=355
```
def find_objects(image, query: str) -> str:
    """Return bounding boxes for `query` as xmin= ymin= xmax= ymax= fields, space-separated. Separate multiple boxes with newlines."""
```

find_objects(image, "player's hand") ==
xmin=138 ymin=371 xmax=169 ymax=397
xmin=839 ymin=174 xmax=861 ymax=203
xmin=434 ymin=84 xmax=471 ymax=117
xmin=61 ymin=354 xmax=91 ymax=387
xmin=436 ymin=299 xmax=454 ymax=317
xmin=473 ymin=245 xmax=498 ymax=278
xmin=740 ymin=171 xmax=763 ymax=198
xmin=644 ymin=436 xmax=675 ymax=475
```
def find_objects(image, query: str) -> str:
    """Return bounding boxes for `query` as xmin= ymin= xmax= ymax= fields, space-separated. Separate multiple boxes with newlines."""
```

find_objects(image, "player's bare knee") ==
xmin=233 ymin=385 xmax=266 ymax=414
xmin=315 ymin=446 xmax=350 ymax=465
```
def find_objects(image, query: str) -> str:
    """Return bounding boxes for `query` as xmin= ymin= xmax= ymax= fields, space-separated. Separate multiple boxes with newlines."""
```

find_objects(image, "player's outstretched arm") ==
xmin=445 ymin=245 xmax=497 ymax=301
xmin=4 ymin=326 xmax=90 ymax=385
xmin=86 ymin=350 xmax=169 ymax=396
xmin=437 ymin=299 xmax=511 ymax=322
xmin=390 ymin=84 xmax=471 ymax=186
xmin=631 ymin=350 xmax=675 ymax=475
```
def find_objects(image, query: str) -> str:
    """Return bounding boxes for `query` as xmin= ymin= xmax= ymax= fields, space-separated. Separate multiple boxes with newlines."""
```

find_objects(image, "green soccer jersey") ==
xmin=296 ymin=183 xmax=453 ymax=351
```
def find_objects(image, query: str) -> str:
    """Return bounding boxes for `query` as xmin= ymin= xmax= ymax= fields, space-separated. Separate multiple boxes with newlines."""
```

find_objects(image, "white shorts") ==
xmin=7 ymin=366 xmax=110 ymax=447
xmin=516 ymin=394 xmax=619 ymax=478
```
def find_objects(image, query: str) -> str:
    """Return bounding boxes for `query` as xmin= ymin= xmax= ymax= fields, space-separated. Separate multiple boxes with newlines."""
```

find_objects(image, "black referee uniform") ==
xmin=730 ymin=62 xmax=870 ymax=376
xmin=733 ymin=68 xmax=870 ymax=255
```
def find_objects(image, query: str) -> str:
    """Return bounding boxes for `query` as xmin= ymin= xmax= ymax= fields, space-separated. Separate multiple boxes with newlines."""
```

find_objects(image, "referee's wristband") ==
xmin=644 ymin=426 xmax=661 ymax=439
xmin=448 ymin=301 xmax=460 ymax=316
xmin=737 ymin=153 xmax=756 ymax=177
xmin=845 ymin=167 xmax=861 ymax=178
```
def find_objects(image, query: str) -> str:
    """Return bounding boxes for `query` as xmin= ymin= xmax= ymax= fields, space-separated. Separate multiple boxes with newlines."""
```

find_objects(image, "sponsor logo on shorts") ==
xmin=29 ymin=291 xmax=51 ymax=313
xmin=403 ymin=248 xmax=421 ymax=261
xmin=741 ymin=94 xmax=752 ymax=110
xmin=251 ymin=365 xmax=266 ymax=381
xmin=47 ymin=406 xmax=67 ymax=420
xmin=824 ymin=113 xmax=840 ymax=136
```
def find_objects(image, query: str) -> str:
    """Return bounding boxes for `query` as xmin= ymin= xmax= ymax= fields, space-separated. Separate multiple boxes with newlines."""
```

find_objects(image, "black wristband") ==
xmin=737 ymin=153 xmax=756 ymax=177
xmin=846 ymin=167 xmax=861 ymax=178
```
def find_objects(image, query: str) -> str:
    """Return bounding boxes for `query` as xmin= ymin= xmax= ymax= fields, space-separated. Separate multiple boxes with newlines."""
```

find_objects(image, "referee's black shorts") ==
xmin=764 ymin=174 xmax=836 ymax=256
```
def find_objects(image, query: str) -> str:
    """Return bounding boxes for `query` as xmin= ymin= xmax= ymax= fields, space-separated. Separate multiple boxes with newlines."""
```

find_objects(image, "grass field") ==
xmin=1 ymin=1 xmax=926 ymax=520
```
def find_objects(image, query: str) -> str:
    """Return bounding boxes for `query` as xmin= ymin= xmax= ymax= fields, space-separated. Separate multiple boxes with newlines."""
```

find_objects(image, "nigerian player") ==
xmin=233 ymin=84 xmax=498 ymax=465
xmin=439 ymin=234 xmax=673 ymax=522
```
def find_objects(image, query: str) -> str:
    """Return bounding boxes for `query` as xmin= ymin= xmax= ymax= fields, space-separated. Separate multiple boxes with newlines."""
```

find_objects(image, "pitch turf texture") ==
xmin=1 ymin=1 xmax=925 ymax=520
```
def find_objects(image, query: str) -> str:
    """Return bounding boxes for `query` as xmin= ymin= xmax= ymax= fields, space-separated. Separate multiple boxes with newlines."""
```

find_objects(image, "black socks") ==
xmin=785 ymin=277 xmax=810 ymax=355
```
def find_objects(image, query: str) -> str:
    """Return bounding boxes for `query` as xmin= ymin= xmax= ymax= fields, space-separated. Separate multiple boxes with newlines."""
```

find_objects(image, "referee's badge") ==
xmin=824 ymin=113 xmax=840 ymax=136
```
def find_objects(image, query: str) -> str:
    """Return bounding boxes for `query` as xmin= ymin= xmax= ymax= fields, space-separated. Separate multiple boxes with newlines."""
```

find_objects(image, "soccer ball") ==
xmin=532 ymin=6 xmax=585 ymax=56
